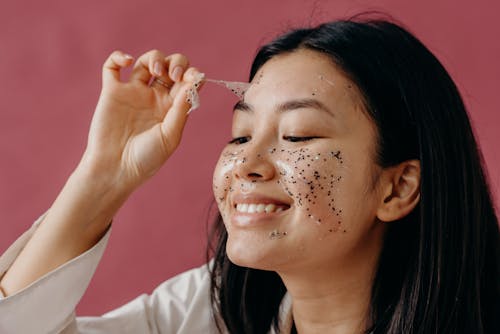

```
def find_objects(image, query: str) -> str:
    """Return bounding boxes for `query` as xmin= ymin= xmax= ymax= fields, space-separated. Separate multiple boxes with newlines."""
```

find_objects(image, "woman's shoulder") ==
xmin=99 ymin=262 xmax=219 ymax=334
xmin=148 ymin=262 xmax=217 ymax=332
xmin=153 ymin=262 xmax=213 ymax=298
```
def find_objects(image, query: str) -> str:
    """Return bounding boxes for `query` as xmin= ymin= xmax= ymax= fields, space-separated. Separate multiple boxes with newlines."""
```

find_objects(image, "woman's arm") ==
xmin=0 ymin=49 xmax=201 ymax=296
xmin=0 ymin=165 xmax=125 ymax=296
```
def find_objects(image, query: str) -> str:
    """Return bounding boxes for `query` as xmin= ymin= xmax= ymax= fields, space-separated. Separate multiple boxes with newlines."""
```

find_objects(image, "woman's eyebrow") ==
xmin=233 ymin=100 xmax=252 ymax=112
xmin=233 ymin=99 xmax=335 ymax=117
xmin=276 ymin=99 xmax=334 ymax=117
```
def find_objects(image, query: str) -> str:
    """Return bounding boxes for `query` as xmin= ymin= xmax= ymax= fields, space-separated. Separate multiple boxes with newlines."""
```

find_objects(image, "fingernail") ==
xmin=171 ymin=66 xmax=183 ymax=82
xmin=123 ymin=53 xmax=134 ymax=60
xmin=153 ymin=62 xmax=163 ymax=76
xmin=195 ymin=72 xmax=206 ymax=81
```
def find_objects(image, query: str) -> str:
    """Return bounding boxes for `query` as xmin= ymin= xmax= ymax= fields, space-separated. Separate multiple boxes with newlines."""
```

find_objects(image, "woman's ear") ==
xmin=376 ymin=159 xmax=420 ymax=222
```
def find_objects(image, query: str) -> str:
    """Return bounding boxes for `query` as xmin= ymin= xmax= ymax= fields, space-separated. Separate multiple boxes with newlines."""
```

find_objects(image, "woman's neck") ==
xmin=289 ymin=281 xmax=371 ymax=334
xmin=277 ymin=229 xmax=383 ymax=334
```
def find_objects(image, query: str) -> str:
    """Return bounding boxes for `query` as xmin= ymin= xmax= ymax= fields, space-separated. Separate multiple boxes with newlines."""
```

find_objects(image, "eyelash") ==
xmin=228 ymin=137 xmax=250 ymax=144
xmin=228 ymin=136 xmax=317 ymax=144
xmin=283 ymin=136 xmax=317 ymax=142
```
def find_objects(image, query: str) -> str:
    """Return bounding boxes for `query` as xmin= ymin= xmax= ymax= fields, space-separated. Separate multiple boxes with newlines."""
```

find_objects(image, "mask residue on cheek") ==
xmin=273 ymin=147 xmax=347 ymax=235
xmin=212 ymin=145 xmax=348 ymax=238
xmin=213 ymin=149 xmax=244 ymax=215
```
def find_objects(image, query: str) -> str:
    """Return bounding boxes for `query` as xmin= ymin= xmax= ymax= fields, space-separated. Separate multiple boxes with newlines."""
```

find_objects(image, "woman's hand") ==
xmin=79 ymin=49 xmax=202 ymax=193
xmin=0 ymin=50 xmax=203 ymax=296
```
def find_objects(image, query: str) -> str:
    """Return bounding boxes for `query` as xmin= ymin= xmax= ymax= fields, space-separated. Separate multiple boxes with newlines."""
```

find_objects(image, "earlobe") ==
xmin=376 ymin=160 xmax=420 ymax=222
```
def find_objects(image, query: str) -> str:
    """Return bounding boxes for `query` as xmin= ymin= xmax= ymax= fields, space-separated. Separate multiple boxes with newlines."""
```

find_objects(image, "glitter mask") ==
xmin=213 ymin=145 xmax=347 ymax=240
xmin=185 ymin=73 xmax=334 ymax=113
xmin=186 ymin=75 xmax=251 ymax=114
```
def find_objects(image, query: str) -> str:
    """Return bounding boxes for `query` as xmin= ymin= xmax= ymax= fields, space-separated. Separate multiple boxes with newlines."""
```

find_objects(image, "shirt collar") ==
xmin=269 ymin=292 xmax=293 ymax=334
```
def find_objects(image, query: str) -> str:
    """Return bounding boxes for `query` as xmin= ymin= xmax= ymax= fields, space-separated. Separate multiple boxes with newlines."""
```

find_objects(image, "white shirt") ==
xmin=0 ymin=215 xmax=293 ymax=333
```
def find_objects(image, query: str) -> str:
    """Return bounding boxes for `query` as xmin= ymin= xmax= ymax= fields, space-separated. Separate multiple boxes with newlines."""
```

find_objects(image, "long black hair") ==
xmin=207 ymin=17 xmax=500 ymax=334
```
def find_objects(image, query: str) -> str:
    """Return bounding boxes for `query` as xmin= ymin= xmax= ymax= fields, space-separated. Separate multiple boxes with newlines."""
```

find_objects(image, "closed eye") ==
xmin=283 ymin=136 xmax=319 ymax=142
xmin=228 ymin=136 xmax=250 ymax=144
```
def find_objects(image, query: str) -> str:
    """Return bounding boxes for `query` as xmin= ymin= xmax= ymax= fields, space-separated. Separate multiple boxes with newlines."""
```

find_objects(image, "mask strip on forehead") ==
xmin=186 ymin=73 xmax=336 ymax=114
xmin=205 ymin=79 xmax=251 ymax=99
xmin=186 ymin=76 xmax=251 ymax=114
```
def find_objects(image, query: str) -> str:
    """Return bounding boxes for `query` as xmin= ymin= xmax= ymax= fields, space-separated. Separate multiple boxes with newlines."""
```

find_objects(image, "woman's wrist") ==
xmin=60 ymin=163 xmax=132 ymax=231
xmin=75 ymin=148 xmax=138 ymax=193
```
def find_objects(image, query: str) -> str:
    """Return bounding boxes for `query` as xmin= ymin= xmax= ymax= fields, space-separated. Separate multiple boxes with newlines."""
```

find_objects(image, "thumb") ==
xmin=160 ymin=82 xmax=194 ymax=151
xmin=102 ymin=51 xmax=134 ymax=86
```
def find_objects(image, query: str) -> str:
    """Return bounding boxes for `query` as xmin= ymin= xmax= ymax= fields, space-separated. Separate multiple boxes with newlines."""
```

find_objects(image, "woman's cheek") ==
xmin=213 ymin=151 xmax=233 ymax=215
xmin=273 ymin=147 xmax=348 ymax=234
xmin=212 ymin=147 xmax=251 ymax=220
xmin=212 ymin=145 xmax=349 ymax=236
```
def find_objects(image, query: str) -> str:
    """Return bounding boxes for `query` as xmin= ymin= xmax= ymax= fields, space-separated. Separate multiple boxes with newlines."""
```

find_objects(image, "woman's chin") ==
xmin=225 ymin=233 xmax=290 ymax=271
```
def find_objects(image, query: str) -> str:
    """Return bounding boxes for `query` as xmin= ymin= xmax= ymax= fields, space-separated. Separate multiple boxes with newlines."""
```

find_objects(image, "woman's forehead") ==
xmin=238 ymin=50 xmax=362 ymax=120
xmin=245 ymin=50 xmax=356 ymax=103
xmin=254 ymin=50 xmax=347 ymax=85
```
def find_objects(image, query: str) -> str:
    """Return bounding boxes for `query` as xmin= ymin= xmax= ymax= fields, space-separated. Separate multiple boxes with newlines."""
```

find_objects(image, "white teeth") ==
xmin=264 ymin=204 xmax=276 ymax=213
xmin=248 ymin=204 xmax=257 ymax=213
xmin=235 ymin=203 xmax=286 ymax=214
xmin=256 ymin=204 xmax=266 ymax=213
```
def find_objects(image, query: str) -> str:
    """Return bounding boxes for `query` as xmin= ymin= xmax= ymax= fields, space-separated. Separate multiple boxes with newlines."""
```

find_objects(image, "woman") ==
xmin=0 ymin=18 xmax=498 ymax=334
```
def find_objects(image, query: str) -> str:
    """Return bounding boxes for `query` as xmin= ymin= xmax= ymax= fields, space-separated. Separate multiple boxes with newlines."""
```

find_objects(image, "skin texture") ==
xmin=213 ymin=49 xmax=420 ymax=333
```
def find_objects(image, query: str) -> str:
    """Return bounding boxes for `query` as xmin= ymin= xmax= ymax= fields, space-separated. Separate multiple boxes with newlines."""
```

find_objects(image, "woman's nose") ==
xmin=234 ymin=148 xmax=275 ymax=182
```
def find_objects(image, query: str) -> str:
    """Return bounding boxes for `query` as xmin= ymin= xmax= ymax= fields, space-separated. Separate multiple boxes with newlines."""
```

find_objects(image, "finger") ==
xmin=164 ymin=53 xmax=189 ymax=82
xmin=183 ymin=67 xmax=204 ymax=83
xmin=129 ymin=49 xmax=168 ymax=85
xmin=160 ymin=83 xmax=194 ymax=150
xmin=169 ymin=67 xmax=204 ymax=98
xmin=161 ymin=68 xmax=205 ymax=139
xmin=102 ymin=51 xmax=134 ymax=86
xmin=150 ymin=53 xmax=190 ymax=92
xmin=150 ymin=77 xmax=173 ymax=91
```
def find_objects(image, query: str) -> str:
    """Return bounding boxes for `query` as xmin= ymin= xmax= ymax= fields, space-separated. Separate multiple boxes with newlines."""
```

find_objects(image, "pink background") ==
xmin=1 ymin=0 xmax=498 ymax=315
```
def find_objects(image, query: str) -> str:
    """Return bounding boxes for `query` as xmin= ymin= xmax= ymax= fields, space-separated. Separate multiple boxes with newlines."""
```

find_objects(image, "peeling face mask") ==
xmin=205 ymin=79 xmax=251 ymax=99
xmin=186 ymin=75 xmax=251 ymax=113
xmin=186 ymin=72 xmax=333 ymax=113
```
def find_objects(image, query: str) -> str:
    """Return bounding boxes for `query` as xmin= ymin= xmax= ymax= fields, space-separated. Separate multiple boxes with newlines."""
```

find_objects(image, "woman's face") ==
xmin=212 ymin=49 xmax=386 ymax=274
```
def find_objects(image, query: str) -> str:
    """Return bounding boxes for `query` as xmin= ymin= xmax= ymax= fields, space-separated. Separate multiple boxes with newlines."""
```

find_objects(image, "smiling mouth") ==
xmin=235 ymin=203 xmax=290 ymax=214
